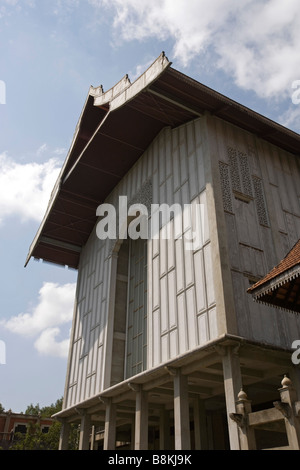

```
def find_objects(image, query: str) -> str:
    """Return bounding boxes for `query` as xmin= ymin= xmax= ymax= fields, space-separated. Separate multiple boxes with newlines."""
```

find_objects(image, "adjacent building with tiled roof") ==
xmin=248 ymin=239 xmax=300 ymax=313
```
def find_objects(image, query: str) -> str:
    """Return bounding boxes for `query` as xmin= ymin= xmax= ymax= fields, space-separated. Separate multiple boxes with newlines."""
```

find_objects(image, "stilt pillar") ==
xmin=220 ymin=345 xmax=242 ymax=450
xmin=129 ymin=383 xmax=148 ymax=450
xmin=193 ymin=397 xmax=208 ymax=449
xmin=58 ymin=419 xmax=71 ymax=450
xmin=159 ymin=408 xmax=171 ymax=450
xmin=78 ymin=410 xmax=91 ymax=450
xmin=172 ymin=368 xmax=191 ymax=450
xmin=103 ymin=398 xmax=117 ymax=450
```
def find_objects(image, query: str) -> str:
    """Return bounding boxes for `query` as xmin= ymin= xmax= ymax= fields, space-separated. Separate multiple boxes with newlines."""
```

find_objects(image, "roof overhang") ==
xmin=248 ymin=240 xmax=300 ymax=313
xmin=25 ymin=52 xmax=300 ymax=270
xmin=248 ymin=265 xmax=300 ymax=313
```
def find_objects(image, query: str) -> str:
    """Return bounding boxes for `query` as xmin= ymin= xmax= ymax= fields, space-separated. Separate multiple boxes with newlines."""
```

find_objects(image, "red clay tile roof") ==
xmin=248 ymin=239 xmax=300 ymax=294
xmin=247 ymin=239 xmax=300 ymax=313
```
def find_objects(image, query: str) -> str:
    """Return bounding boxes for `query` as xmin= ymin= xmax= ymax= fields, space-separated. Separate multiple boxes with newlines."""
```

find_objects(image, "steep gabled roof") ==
xmin=248 ymin=240 xmax=300 ymax=313
xmin=25 ymin=52 xmax=300 ymax=269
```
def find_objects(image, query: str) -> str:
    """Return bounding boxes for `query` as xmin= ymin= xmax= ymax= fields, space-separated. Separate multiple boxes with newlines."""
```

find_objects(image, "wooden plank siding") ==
xmin=210 ymin=115 xmax=300 ymax=348
xmin=64 ymin=113 xmax=300 ymax=409
xmin=64 ymin=118 xmax=219 ymax=408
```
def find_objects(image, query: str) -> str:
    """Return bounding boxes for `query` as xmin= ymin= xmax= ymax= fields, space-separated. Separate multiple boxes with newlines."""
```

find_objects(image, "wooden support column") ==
xmin=58 ymin=419 xmax=71 ymax=450
xmin=129 ymin=383 xmax=148 ymax=450
xmin=289 ymin=367 xmax=300 ymax=400
xmin=194 ymin=397 xmax=208 ymax=449
xmin=171 ymin=367 xmax=191 ymax=450
xmin=159 ymin=408 xmax=171 ymax=450
xmin=78 ymin=410 xmax=91 ymax=450
xmin=130 ymin=417 xmax=135 ymax=450
xmin=219 ymin=345 xmax=242 ymax=450
xmin=101 ymin=397 xmax=117 ymax=450
xmin=277 ymin=376 xmax=300 ymax=450
xmin=90 ymin=425 xmax=96 ymax=450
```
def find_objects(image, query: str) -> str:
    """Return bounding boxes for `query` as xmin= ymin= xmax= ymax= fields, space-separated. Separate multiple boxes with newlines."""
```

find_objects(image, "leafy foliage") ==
xmin=9 ymin=398 xmax=79 ymax=450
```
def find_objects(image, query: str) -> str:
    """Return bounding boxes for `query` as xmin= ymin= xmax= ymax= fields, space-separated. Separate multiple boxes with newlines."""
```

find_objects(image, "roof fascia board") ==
xmin=93 ymin=75 xmax=131 ymax=108
xmin=249 ymin=264 xmax=300 ymax=299
xmin=62 ymin=109 xmax=112 ymax=185
xmin=63 ymin=53 xmax=172 ymax=186
xmin=24 ymin=178 xmax=62 ymax=266
xmin=94 ymin=52 xmax=171 ymax=112
xmin=25 ymin=85 xmax=108 ymax=267
xmin=24 ymin=55 xmax=170 ymax=267
xmin=39 ymin=236 xmax=82 ymax=254
xmin=147 ymin=88 xmax=203 ymax=117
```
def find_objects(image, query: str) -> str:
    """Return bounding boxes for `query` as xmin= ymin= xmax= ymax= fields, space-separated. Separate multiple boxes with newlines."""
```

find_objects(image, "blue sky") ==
xmin=0 ymin=0 xmax=299 ymax=413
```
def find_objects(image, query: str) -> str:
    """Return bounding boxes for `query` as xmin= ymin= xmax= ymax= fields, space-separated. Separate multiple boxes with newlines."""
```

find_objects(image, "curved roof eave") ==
xmin=25 ymin=52 xmax=172 ymax=268
xmin=25 ymin=52 xmax=300 ymax=269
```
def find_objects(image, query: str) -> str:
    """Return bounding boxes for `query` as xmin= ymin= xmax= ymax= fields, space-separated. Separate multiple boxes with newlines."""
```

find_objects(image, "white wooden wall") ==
xmin=64 ymin=118 xmax=218 ymax=408
xmin=212 ymin=116 xmax=300 ymax=348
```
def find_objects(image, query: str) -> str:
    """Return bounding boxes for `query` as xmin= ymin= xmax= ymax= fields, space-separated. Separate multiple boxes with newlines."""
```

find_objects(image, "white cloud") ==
xmin=0 ymin=0 xmax=35 ymax=17
xmin=0 ymin=151 xmax=61 ymax=224
xmin=34 ymin=327 xmax=71 ymax=358
xmin=1 ymin=282 xmax=75 ymax=337
xmin=95 ymin=0 xmax=300 ymax=100
xmin=279 ymin=103 xmax=300 ymax=131
xmin=1 ymin=282 xmax=76 ymax=358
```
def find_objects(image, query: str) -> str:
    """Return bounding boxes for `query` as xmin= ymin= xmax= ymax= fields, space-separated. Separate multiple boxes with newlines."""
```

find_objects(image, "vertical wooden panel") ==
xmin=165 ymin=128 xmax=172 ymax=179
xmin=167 ymin=220 xmax=175 ymax=271
xmin=184 ymin=238 xmax=194 ymax=288
xmin=152 ymin=309 xmax=160 ymax=366
xmin=197 ymin=312 xmax=209 ymax=345
xmin=170 ymin=329 xmax=178 ymax=358
xmin=160 ymin=275 xmax=168 ymax=333
xmin=186 ymin=286 xmax=197 ymax=349
xmin=208 ymin=307 xmax=218 ymax=339
xmin=203 ymin=244 xmax=215 ymax=306
xmin=194 ymin=249 xmax=207 ymax=313
xmin=161 ymin=333 xmax=169 ymax=362
xmin=168 ymin=270 xmax=177 ymax=329
xmin=175 ymin=238 xmax=185 ymax=293
xmin=172 ymin=128 xmax=181 ymax=192
xmin=177 ymin=292 xmax=187 ymax=354
xmin=152 ymin=256 xmax=160 ymax=310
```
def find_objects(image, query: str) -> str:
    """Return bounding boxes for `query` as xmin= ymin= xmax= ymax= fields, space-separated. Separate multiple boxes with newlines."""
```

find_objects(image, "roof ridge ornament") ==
xmin=93 ymin=52 xmax=171 ymax=111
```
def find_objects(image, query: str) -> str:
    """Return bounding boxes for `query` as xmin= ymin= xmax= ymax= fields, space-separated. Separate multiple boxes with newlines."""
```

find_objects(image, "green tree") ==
xmin=25 ymin=398 xmax=63 ymax=418
xmin=10 ymin=398 xmax=79 ymax=450
xmin=0 ymin=403 xmax=5 ymax=413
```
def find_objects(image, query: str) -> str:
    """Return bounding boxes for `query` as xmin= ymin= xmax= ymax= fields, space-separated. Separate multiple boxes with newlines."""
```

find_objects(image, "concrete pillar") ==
xmin=134 ymin=386 xmax=148 ymax=450
xmin=289 ymin=366 xmax=300 ymax=400
xmin=130 ymin=417 xmax=135 ymax=450
xmin=193 ymin=397 xmax=208 ymax=449
xmin=221 ymin=345 xmax=242 ymax=450
xmin=103 ymin=398 xmax=117 ymax=450
xmin=90 ymin=425 xmax=96 ymax=450
xmin=173 ymin=369 xmax=191 ymax=450
xmin=278 ymin=375 xmax=300 ymax=450
xmin=78 ymin=411 xmax=91 ymax=450
xmin=159 ymin=408 xmax=171 ymax=450
xmin=59 ymin=419 xmax=71 ymax=450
